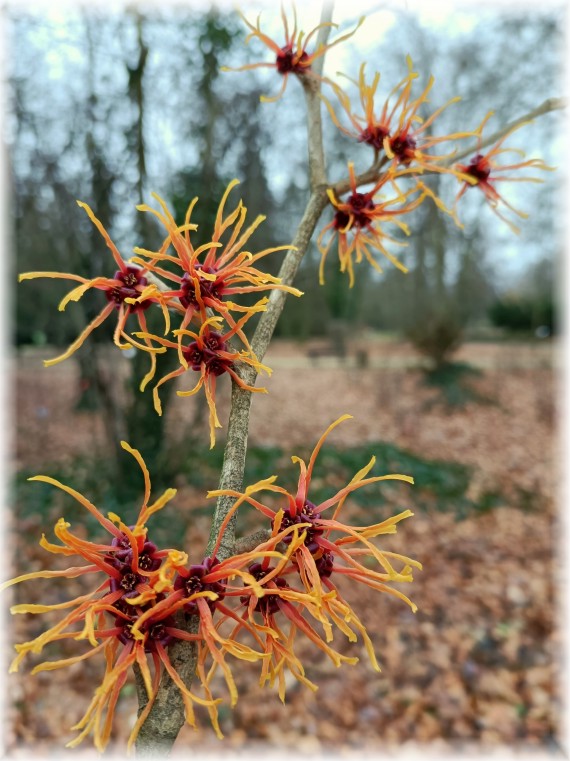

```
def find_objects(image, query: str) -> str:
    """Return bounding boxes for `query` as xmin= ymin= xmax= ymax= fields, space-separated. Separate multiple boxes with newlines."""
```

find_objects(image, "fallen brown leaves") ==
xmin=7 ymin=339 xmax=561 ymax=755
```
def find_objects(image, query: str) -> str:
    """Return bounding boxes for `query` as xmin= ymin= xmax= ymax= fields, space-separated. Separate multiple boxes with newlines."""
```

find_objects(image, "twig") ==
xmin=207 ymin=13 xmax=334 ymax=561
xmin=312 ymin=1 xmax=334 ymax=78
xmin=449 ymin=96 xmax=566 ymax=166
xmin=333 ymin=155 xmax=387 ymax=196
xmin=204 ymin=188 xmax=329 ymax=560
xmin=234 ymin=529 xmax=273 ymax=554
xmin=134 ymin=5 xmax=333 ymax=755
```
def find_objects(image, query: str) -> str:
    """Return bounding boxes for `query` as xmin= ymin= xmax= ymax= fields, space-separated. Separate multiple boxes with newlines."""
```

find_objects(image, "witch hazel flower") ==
xmin=189 ymin=518 xmax=357 ymax=700
xmin=317 ymin=162 xmax=426 ymax=286
xmin=453 ymin=112 xmax=556 ymax=234
xmin=223 ymin=5 xmax=364 ymax=102
xmin=138 ymin=313 xmax=271 ymax=447
xmin=325 ymin=55 xmax=484 ymax=185
xmin=18 ymin=201 xmax=170 ymax=386
xmin=0 ymin=442 xmax=225 ymax=750
xmin=146 ymin=529 xmax=308 ymax=708
xmin=322 ymin=56 xmax=420 ymax=154
xmin=380 ymin=66 xmax=482 ymax=178
xmin=133 ymin=180 xmax=302 ymax=354
xmin=210 ymin=415 xmax=421 ymax=675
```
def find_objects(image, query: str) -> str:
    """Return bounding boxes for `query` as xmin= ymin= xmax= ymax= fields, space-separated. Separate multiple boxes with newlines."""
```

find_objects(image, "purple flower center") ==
xmin=109 ymin=534 xmax=162 ymax=574
xmin=241 ymin=562 xmax=288 ymax=616
xmin=174 ymin=556 xmax=227 ymax=615
xmin=276 ymin=45 xmax=310 ymax=75
xmin=276 ymin=500 xmax=324 ymax=553
xmin=334 ymin=193 xmax=375 ymax=231
xmin=179 ymin=266 xmax=223 ymax=309
xmin=182 ymin=332 xmax=233 ymax=377
xmin=389 ymin=134 xmax=417 ymax=165
xmin=465 ymin=154 xmax=491 ymax=183
xmin=114 ymin=611 xmax=174 ymax=652
xmin=315 ymin=551 xmax=334 ymax=578
xmin=105 ymin=265 xmax=150 ymax=311
xmin=359 ymin=125 xmax=390 ymax=152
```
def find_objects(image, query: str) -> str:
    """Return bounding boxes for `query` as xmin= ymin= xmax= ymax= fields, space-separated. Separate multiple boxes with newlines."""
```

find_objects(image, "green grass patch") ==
xmin=14 ymin=437 xmax=521 ymax=552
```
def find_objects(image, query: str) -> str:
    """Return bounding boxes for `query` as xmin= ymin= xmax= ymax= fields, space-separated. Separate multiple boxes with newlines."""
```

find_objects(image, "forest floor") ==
xmin=6 ymin=337 xmax=564 ymax=757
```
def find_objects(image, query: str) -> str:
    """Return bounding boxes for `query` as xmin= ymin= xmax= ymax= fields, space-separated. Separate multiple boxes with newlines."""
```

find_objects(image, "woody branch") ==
xmin=134 ymin=11 xmax=335 ymax=756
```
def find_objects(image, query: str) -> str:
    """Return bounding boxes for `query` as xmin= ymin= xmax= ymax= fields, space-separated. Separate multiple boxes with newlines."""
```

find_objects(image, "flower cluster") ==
xmin=209 ymin=414 xmax=421 ymax=695
xmin=325 ymin=57 xmax=482 ymax=177
xmin=4 ymin=421 xmax=420 ymax=750
xmin=315 ymin=56 xmax=487 ymax=284
xmin=19 ymin=181 xmax=301 ymax=447
xmin=226 ymin=8 xmax=554 ymax=285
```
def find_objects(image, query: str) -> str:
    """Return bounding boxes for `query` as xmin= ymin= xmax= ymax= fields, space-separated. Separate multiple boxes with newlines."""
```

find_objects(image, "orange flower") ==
xmin=454 ymin=114 xmax=556 ymax=234
xmin=317 ymin=162 xmax=426 ymax=286
xmin=210 ymin=415 xmax=421 ymax=670
xmin=323 ymin=57 xmax=419 ymax=154
xmin=133 ymin=180 xmax=301 ymax=353
xmin=18 ymin=201 xmax=170 ymax=388
xmin=325 ymin=56 xmax=482 ymax=183
xmin=380 ymin=64 xmax=482 ymax=180
xmin=222 ymin=6 xmax=364 ymax=102
xmin=138 ymin=314 xmax=271 ymax=448
xmin=1 ymin=442 xmax=223 ymax=750
xmin=145 ymin=536 xmax=300 ymax=708
xmin=198 ymin=523 xmax=359 ymax=699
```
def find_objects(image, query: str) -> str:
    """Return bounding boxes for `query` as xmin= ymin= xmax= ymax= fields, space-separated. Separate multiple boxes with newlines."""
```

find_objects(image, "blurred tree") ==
xmin=10 ymin=7 xmax=561 ymax=415
xmin=489 ymin=255 xmax=557 ymax=335
xmin=10 ymin=9 xmax=252 ymax=482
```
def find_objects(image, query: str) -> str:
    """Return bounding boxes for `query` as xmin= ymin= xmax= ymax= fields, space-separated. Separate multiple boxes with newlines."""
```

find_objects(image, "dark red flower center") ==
xmin=241 ymin=562 xmax=288 ymax=616
xmin=114 ymin=611 xmax=174 ymax=651
xmin=276 ymin=45 xmax=310 ymax=75
xmin=109 ymin=534 xmax=162 ymax=574
xmin=174 ymin=556 xmax=227 ymax=615
xmin=276 ymin=500 xmax=324 ymax=553
xmin=333 ymin=210 xmax=351 ymax=231
xmin=138 ymin=552 xmax=159 ymax=572
xmin=119 ymin=572 xmax=140 ymax=591
xmin=315 ymin=551 xmax=334 ymax=578
xmin=465 ymin=154 xmax=491 ymax=183
xmin=105 ymin=265 xmax=150 ymax=312
xmin=113 ymin=590 xmax=141 ymax=616
xmin=182 ymin=332 xmax=233 ymax=377
xmin=389 ymin=134 xmax=417 ymax=165
xmin=359 ymin=125 xmax=390 ymax=151
xmin=117 ymin=621 xmax=136 ymax=645
xmin=333 ymin=193 xmax=375 ymax=232
xmin=179 ymin=266 xmax=224 ymax=309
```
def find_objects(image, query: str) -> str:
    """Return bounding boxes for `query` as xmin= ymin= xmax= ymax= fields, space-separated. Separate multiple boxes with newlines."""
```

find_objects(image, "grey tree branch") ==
xmin=135 ymin=6 xmax=333 ymax=755
xmin=207 ymin=9 xmax=334 ymax=562
xmin=204 ymin=187 xmax=330 ymax=561
xmin=234 ymin=529 xmax=272 ymax=555
xmin=312 ymin=1 xmax=333 ymax=78
xmin=449 ymin=96 xmax=566 ymax=165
